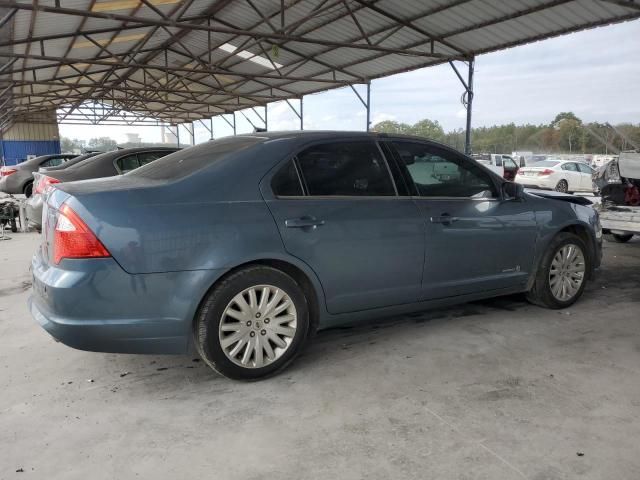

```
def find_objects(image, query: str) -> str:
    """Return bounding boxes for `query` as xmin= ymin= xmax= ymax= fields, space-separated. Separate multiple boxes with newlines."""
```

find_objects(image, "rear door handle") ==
xmin=430 ymin=214 xmax=459 ymax=226
xmin=285 ymin=216 xmax=325 ymax=229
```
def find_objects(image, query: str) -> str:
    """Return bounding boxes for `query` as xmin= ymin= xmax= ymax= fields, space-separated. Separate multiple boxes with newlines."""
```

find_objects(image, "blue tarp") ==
xmin=0 ymin=140 xmax=61 ymax=166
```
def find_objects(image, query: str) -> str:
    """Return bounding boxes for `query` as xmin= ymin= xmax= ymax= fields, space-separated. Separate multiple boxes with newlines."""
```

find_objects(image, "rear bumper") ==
xmin=29 ymin=296 xmax=188 ymax=354
xmin=516 ymin=176 xmax=555 ymax=190
xmin=29 ymin=249 xmax=226 ymax=354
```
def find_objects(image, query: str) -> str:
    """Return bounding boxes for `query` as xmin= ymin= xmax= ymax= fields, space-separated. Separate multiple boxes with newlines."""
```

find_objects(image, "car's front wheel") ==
xmin=526 ymin=232 xmax=589 ymax=309
xmin=195 ymin=266 xmax=310 ymax=380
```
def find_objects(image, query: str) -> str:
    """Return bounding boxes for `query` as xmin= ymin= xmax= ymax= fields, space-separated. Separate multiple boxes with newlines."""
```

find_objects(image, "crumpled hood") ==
xmin=525 ymin=188 xmax=593 ymax=206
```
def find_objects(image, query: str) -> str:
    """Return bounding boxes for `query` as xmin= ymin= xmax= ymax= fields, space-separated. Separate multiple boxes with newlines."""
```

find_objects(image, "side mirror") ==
xmin=502 ymin=181 xmax=524 ymax=201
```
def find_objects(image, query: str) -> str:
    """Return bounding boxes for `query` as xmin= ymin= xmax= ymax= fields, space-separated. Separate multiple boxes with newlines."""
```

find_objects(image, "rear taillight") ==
xmin=538 ymin=169 xmax=554 ymax=176
xmin=0 ymin=167 xmax=17 ymax=177
xmin=53 ymin=204 xmax=110 ymax=265
xmin=34 ymin=174 xmax=60 ymax=194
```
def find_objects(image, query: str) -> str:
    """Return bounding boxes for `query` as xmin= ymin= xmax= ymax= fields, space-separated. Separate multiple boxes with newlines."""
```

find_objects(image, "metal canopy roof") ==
xmin=0 ymin=0 xmax=639 ymax=130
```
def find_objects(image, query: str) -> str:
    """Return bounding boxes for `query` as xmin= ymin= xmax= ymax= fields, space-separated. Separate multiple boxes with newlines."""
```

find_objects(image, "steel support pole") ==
xmin=233 ymin=112 xmax=236 ymax=135
xmin=264 ymin=105 xmax=268 ymax=131
xmin=464 ymin=58 xmax=474 ymax=155
xmin=175 ymin=125 xmax=180 ymax=147
xmin=210 ymin=117 xmax=214 ymax=140
xmin=300 ymin=97 xmax=303 ymax=130
xmin=366 ymin=81 xmax=371 ymax=132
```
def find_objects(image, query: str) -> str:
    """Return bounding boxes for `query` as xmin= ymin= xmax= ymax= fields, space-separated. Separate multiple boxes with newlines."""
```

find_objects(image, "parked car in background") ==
xmin=515 ymin=160 xmax=595 ymax=193
xmin=511 ymin=151 xmax=533 ymax=167
xmin=0 ymin=153 xmax=77 ymax=197
xmin=26 ymin=147 xmax=179 ymax=231
xmin=592 ymin=154 xmax=617 ymax=169
xmin=471 ymin=153 xmax=519 ymax=180
xmin=29 ymin=132 xmax=602 ymax=380
xmin=593 ymin=151 xmax=640 ymax=242
xmin=40 ymin=151 xmax=102 ymax=172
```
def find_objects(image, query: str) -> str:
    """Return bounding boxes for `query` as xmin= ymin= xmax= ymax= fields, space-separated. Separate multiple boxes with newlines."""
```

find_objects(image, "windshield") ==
xmin=129 ymin=136 xmax=265 ymax=180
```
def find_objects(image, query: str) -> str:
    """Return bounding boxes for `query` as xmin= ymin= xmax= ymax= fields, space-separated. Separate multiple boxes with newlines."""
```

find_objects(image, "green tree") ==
xmin=372 ymin=120 xmax=413 ymax=134
xmin=60 ymin=137 xmax=86 ymax=152
xmin=558 ymin=119 xmax=582 ymax=152
xmin=410 ymin=119 xmax=444 ymax=141
xmin=87 ymin=137 xmax=118 ymax=151
xmin=552 ymin=111 xmax=581 ymax=127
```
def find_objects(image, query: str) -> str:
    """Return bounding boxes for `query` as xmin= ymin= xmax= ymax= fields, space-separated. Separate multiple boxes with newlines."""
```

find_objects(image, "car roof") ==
xmin=17 ymin=153 xmax=75 ymax=166
xmin=76 ymin=146 xmax=180 ymax=162
xmin=214 ymin=131 xmax=465 ymax=154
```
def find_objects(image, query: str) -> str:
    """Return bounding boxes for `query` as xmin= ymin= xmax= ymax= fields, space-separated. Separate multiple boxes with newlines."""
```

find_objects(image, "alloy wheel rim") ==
xmin=219 ymin=285 xmax=297 ymax=369
xmin=549 ymin=244 xmax=585 ymax=301
xmin=556 ymin=181 xmax=567 ymax=193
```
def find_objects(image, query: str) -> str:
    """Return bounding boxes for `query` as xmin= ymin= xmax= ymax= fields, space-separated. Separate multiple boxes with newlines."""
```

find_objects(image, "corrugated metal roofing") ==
xmin=0 ymin=0 xmax=638 ymax=128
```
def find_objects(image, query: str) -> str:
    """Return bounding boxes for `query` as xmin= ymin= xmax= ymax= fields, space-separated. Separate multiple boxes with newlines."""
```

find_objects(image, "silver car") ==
xmin=0 ymin=153 xmax=77 ymax=197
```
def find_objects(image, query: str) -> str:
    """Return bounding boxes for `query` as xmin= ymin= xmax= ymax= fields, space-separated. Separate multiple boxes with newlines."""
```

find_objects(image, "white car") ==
xmin=515 ymin=160 xmax=595 ymax=193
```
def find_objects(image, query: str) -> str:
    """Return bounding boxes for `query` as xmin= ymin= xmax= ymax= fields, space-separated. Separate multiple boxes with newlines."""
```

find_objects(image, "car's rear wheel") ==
xmin=555 ymin=180 xmax=568 ymax=193
xmin=195 ymin=266 xmax=310 ymax=380
xmin=23 ymin=181 xmax=33 ymax=198
xmin=607 ymin=233 xmax=633 ymax=243
xmin=526 ymin=232 xmax=589 ymax=309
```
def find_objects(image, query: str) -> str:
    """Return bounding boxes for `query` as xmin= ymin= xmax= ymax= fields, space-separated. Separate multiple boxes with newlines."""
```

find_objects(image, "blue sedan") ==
xmin=29 ymin=132 xmax=602 ymax=379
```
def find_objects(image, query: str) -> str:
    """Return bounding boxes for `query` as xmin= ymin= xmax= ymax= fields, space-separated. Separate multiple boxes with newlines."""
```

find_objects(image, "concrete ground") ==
xmin=1 ymin=231 xmax=639 ymax=480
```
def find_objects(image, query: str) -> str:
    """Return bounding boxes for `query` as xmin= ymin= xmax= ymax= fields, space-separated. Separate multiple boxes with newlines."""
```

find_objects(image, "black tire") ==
xmin=195 ymin=266 xmax=311 ymax=380
xmin=607 ymin=233 xmax=634 ymax=243
xmin=23 ymin=181 xmax=33 ymax=198
xmin=555 ymin=180 xmax=568 ymax=193
xmin=526 ymin=232 xmax=590 ymax=309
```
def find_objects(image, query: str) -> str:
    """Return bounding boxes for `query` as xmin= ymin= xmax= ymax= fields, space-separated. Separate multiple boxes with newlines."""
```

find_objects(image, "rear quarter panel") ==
xmin=60 ymin=140 xmax=299 ymax=275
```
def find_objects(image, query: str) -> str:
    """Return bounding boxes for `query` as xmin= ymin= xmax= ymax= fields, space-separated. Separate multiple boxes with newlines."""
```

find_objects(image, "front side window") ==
xmin=504 ymin=157 xmax=517 ymax=169
xmin=577 ymin=163 xmax=593 ymax=174
xmin=494 ymin=155 xmax=503 ymax=167
xmin=296 ymin=141 xmax=395 ymax=196
xmin=392 ymin=141 xmax=497 ymax=198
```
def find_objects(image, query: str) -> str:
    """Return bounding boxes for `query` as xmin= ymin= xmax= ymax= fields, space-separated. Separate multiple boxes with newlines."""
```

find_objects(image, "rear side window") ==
xmin=138 ymin=151 xmax=164 ymax=165
xmin=562 ymin=163 xmax=577 ymax=171
xmin=41 ymin=157 xmax=64 ymax=167
xmin=494 ymin=155 xmax=503 ymax=167
xmin=117 ymin=154 xmax=140 ymax=173
xmin=296 ymin=141 xmax=395 ymax=196
xmin=272 ymin=161 xmax=303 ymax=196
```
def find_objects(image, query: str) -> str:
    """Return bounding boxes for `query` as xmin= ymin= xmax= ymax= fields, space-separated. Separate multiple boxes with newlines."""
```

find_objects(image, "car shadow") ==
xmin=88 ymin=293 xmax=535 ymax=390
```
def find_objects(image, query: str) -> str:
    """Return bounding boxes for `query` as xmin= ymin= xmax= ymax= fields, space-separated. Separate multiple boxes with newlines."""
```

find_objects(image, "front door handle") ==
xmin=430 ymin=213 xmax=459 ymax=226
xmin=285 ymin=216 xmax=325 ymax=229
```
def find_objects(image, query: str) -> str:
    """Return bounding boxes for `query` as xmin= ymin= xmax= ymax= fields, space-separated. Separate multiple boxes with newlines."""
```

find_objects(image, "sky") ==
xmin=59 ymin=18 xmax=640 ymax=145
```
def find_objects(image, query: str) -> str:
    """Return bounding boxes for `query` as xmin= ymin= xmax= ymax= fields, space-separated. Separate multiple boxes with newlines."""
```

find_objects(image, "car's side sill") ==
xmin=319 ymin=285 xmax=526 ymax=329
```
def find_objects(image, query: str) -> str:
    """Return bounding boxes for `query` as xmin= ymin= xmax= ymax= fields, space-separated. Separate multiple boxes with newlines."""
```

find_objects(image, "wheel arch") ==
xmin=527 ymin=221 xmax=597 ymax=289
xmin=22 ymin=178 xmax=33 ymax=194
xmin=191 ymin=256 xmax=325 ymax=340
